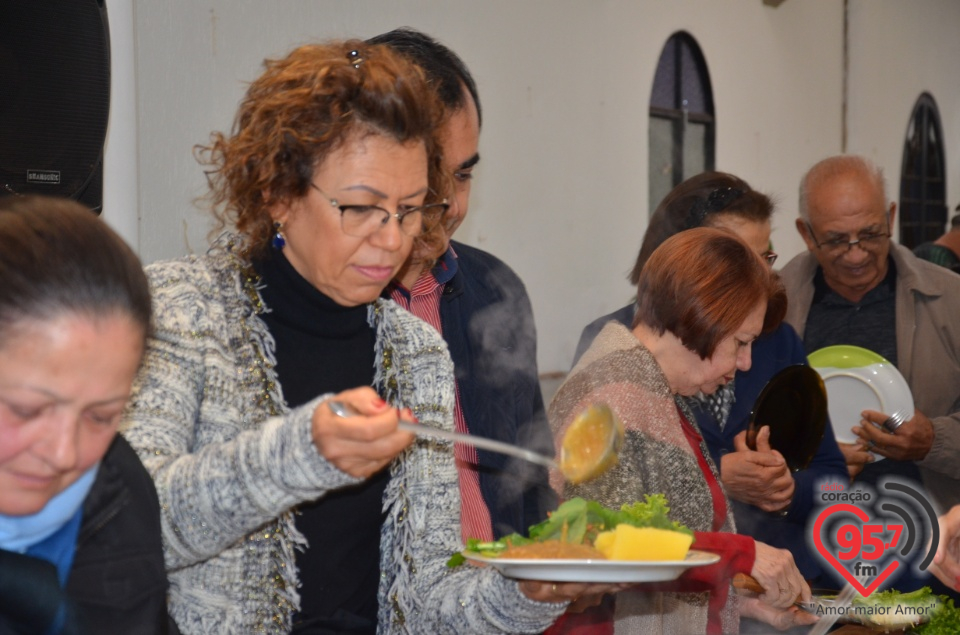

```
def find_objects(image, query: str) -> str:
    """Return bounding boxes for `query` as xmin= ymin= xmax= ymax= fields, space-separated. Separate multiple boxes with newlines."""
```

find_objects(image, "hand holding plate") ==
xmin=836 ymin=440 xmax=873 ymax=479
xmin=809 ymin=345 xmax=915 ymax=450
xmin=750 ymin=427 xmax=794 ymax=491
xmin=853 ymin=408 xmax=933 ymax=461
xmin=517 ymin=580 xmax=632 ymax=607
xmin=722 ymin=429 xmax=794 ymax=512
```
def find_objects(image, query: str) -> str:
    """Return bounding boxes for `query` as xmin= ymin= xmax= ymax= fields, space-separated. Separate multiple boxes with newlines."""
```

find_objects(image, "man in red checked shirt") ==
xmin=368 ymin=28 xmax=557 ymax=543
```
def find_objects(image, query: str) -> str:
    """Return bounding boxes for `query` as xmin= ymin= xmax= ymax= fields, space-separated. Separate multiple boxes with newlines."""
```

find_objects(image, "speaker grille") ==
xmin=0 ymin=0 xmax=110 ymax=210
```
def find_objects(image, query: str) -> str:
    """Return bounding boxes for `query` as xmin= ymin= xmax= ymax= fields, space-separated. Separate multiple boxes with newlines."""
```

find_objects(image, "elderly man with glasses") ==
xmin=780 ymin=155 xmax=960 ymax=516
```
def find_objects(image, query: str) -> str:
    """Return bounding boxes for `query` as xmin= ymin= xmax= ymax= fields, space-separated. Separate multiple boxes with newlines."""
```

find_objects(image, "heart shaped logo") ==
xmin=813 ymin=503 xmax=901 ymax=596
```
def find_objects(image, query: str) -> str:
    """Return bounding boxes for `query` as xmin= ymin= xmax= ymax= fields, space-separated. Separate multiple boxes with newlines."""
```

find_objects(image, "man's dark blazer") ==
xmin=439 ymin=241 xmax=557 ymax=537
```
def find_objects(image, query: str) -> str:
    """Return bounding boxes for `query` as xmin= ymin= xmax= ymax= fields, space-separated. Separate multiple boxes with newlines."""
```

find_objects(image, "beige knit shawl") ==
xmin=549 ymin=322 xmax=740 ymax=634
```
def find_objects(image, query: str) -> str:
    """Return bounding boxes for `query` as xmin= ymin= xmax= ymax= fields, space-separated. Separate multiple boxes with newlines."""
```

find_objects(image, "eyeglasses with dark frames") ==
xmin=805 ymin=222 xmax=891 ymax=255
xmin=310 ymin=183 xmax=449 ymax=239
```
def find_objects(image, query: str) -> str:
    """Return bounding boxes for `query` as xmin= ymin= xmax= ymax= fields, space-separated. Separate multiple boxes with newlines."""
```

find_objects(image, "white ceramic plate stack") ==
xmin=808 ymin=345 xmax=915 ymax=458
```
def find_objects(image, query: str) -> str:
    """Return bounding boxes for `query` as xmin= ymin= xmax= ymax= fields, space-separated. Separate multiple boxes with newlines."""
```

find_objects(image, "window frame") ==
xmin=648 ymin=31 xmax=715 ymax=218
xmin=898 ymin=92 xmax=947 ymax=249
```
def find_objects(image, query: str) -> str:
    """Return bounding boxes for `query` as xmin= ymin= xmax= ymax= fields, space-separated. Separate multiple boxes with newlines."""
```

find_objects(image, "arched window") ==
xmin=648 ymin=32 xmax=714 ymax=217
xmin=899 ymin=93 xmax=946 ymax=248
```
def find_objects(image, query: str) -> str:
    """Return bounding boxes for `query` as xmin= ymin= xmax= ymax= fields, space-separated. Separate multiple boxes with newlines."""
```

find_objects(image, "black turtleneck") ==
xmin=253 ymin=251 xmax=386 ymax=635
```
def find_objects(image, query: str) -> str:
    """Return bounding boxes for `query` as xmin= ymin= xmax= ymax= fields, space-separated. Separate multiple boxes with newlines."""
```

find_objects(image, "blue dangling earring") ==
xmin=272 ymin=221 xmax=286 ymax=250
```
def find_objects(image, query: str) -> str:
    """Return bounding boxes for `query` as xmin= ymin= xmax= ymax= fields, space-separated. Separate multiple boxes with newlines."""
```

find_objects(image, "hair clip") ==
xmin=347 ymin=49 xmax=364 ymax=69
xmin=684 ymin=186 xmax=744 ymax=229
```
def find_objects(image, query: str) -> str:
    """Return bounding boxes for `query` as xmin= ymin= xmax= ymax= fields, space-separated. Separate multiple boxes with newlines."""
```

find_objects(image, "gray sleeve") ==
xmin=374 ymin=307 xmax=567 ymax=633
xmin=920 ymin=413 xmax=960 ymax=479
xmin=394 ymin=436 xmax=568 ymax=634
xmin=122 ymin=280 xmax=358 ymax=569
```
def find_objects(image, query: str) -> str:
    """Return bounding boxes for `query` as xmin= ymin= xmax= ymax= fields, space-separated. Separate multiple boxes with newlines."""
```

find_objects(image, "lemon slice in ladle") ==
xmin=560 ymin=403 xmax=625 ymax=484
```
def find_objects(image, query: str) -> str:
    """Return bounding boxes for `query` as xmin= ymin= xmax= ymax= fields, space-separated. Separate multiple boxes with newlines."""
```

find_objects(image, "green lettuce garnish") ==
xmin=914 ymin=593 xmax=960 ymax=634
xmin=448 ymin=494 xmax=692 ymax=567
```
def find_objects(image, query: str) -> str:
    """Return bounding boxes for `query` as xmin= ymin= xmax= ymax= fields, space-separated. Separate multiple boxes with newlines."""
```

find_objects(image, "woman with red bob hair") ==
xmin=548 ymin=228 xmax=817 ymax=634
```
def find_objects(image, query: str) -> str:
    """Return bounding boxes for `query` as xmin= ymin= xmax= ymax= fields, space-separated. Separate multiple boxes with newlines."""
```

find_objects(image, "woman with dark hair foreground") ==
xmin=550 ymin=228 xmax=817 ymax=634
xmin=0 ymin=195 xmax=175 ymax=634
xmin=121 ymin=40 xmax=594 ymax=634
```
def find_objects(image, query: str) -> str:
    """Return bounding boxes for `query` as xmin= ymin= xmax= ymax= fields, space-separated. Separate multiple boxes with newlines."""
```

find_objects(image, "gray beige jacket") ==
xmin=122 ymin=246 xmax=565 ymax=634
xmin=779 ymin=243 xmax=960 ymax=512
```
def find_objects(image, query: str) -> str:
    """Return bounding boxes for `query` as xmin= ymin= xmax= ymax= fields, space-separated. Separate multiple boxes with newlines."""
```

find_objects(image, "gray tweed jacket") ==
xmin=121 ymin=245 xmax=565 ymax=634
xmin=780 ymin=243 xmax=960 ymax=512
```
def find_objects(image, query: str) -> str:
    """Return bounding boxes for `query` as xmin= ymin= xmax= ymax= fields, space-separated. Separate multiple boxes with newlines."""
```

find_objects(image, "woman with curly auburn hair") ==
xmin=200 ymin=41 xmax=449 ymax=269
xmin=122 ymin=40 xmax=573 ymax=634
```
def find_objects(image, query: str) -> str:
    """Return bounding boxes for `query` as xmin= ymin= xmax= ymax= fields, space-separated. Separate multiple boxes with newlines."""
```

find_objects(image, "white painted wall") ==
xmin=101 ymin=0 xmax=139 ymax=249
xmin=846 ymin=0 xmax=960 ymax=225
xmin=122 ymin=0 xmax=960 ymax=377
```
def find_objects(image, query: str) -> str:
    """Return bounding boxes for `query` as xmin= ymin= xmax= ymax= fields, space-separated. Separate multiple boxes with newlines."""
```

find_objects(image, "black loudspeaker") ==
xmin=0 ymin=0 xmax=110 ymax=213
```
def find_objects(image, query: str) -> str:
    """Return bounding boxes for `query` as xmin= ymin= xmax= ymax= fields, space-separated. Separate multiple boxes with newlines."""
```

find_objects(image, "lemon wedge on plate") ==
xmin=594 ymin=525 xmax=694 ymax=561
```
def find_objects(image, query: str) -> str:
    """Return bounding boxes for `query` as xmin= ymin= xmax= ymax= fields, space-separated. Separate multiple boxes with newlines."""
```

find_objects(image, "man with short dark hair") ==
xmin=368 ymin=28 xmax=556 ymax=541
xmin=781 ymin=154 xmax=960 ymax=514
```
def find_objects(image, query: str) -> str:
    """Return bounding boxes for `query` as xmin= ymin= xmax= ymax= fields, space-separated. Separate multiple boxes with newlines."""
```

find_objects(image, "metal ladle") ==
xmin=326 ymin=400 xmax=623 ymax=484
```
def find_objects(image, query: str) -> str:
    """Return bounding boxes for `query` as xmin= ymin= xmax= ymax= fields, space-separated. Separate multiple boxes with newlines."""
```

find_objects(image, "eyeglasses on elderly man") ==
xmin=804 ymin=221 xmax=892 ymax=255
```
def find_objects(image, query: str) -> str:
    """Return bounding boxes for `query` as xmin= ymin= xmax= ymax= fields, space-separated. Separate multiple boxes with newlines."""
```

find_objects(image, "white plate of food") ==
xmin=461 ymin=549 xmax=720 ymax=583
xmin=808 ymin=345 xmax=914 ymax=453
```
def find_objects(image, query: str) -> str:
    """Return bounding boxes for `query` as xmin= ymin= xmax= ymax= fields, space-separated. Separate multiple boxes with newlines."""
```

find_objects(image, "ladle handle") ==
xmin=327 ymin=400 xmax=558 ymax=470
xmin=731 ymin=573 xmax=765 ymax=595
xmin=732 ymin=573 xmax=804 ymax=606
xmin=396 ymin=421 xmax=558 ymax=469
